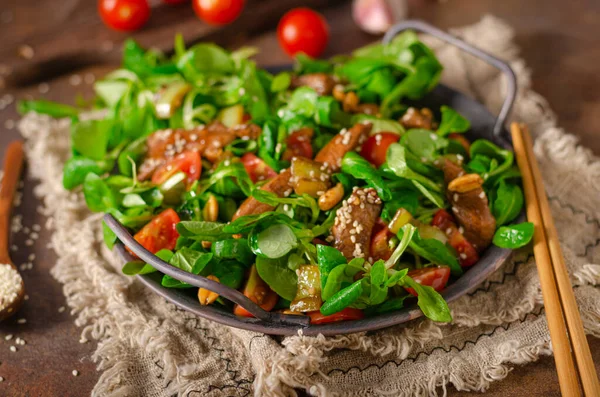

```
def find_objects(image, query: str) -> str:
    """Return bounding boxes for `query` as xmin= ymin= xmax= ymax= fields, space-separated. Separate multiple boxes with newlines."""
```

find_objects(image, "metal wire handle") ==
xmin=104 ymin=214 xmax=311 ymax=327
xmin=383 ymin=20 xmax=517 ymax=140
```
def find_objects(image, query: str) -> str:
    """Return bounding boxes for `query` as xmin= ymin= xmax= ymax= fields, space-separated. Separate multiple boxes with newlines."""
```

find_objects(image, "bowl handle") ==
xmin=383 ymin=20 xmax=517 ymax=141
xmin=104 ymin=214 xmax=310 ymax=328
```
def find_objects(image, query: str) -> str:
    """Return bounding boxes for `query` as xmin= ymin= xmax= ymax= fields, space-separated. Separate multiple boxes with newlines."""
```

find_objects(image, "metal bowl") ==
xmin=106 ymin=20 xmax=519 ymax=336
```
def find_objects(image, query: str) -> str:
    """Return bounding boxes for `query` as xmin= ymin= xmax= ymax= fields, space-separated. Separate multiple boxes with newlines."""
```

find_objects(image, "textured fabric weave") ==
xmin=18 ymin=16 xmax=600 ymax=397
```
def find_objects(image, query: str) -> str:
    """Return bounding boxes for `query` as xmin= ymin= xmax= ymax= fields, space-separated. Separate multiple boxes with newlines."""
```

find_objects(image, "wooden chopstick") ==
xmin=511 ymin=123 xmax=581 ymax=396
xmin=516 ymin=123 xmax=600 ymax=397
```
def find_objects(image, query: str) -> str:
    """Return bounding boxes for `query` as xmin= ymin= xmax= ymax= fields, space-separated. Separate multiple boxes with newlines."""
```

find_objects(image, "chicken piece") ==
xmin=400 ymin=107 xmax=435 ymax=130
xmin=315 ymin=123 xmax=372 ymax=172
xmin=290 ymin=73 xmax=336 ymax=96
xmin=139 ymin=122 xmax=261 ymax=180
xmin=232 ymin=170 xmax=292 ymax=220
xmin=442 ymin=159 xmax=496 ymax=252
xmin=330 ymin=188 xmax=382 ymax=261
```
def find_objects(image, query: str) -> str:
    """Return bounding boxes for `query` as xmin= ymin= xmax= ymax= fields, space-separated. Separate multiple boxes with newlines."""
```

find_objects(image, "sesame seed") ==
xmin=453 ymin=193 xmax=459 ymax=202
xmin=456 ymin=154 xmax=464 ymax=162
xmin=452 ymin=207 xmax=458 ymax=213
xmin=350 ymin=235 xmax=356 ymax=243
xmin=69 ymin=74 xmax=82 ymax=86
xmin=72 ymin=370 xmax=79 ymax=377
xmin=458 ymin=226 xmax=465 ymax=234
xmin=24 ymin=295 xmax=29 ymax=301
xmin=25 ymin=239 xmax=33 ymax=246
xmin=479 ymin=191 xmax=486 ymax=199
xmin=446 ymin=228 xmax=452 ymax=235
xmin=5 ymin=334 xmax=13 ymax=341
xmin=17 ymin=318 xmax=26 ymax=324
xmin=0 ymin=376 xmax=4 ymax=382
xmin=460 ymin=253 xmax=467 ymax=260
xmin=38 ymin=83 xmax=50 ymax=94
xmin=10 ymin=346 xmax=16 ymax=352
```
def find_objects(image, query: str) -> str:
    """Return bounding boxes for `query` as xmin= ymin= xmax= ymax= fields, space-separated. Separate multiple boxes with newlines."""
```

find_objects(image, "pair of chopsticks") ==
xmin=511 ymin=123 xmax=600 ymax=397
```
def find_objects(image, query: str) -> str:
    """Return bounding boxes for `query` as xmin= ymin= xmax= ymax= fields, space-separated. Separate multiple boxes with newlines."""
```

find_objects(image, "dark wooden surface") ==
xmin=0 ymin=0 xmax=598 ymax=396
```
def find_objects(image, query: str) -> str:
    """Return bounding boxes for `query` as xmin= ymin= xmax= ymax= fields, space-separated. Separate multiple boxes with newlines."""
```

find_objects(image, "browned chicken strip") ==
xmin=442 ymin=159 xmax=496 ymax=252
xmin=290 ymin=73 xmax=336 ymax=96
xmin=315 ymin=123 xmax=372 ymax=172
xmin=139 ymin=122 xmax=261 ymax=180
xmin=330 ymin=188 xmax=382 ymax=261
xmin=232 ymin=170 xmax=292 ymax=220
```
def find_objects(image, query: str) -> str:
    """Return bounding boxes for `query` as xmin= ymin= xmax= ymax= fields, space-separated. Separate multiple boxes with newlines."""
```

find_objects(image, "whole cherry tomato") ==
xmin=128 ymin=208 xmax=180 ymax=255
xmin=405 ymin=267 xmax=451 ymax=297
xmin=98 ymin=0 xmax=150 ymax=31
xmin=277 ymin=8 xmax=329 ymax=58
xmin=360 ymin=132 xmax=400 ymax=168
xmin=192 ymin=0 xmax=245 ymax=25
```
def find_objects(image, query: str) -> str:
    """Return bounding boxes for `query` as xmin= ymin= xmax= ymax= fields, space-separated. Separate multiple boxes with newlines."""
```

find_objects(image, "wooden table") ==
xmin=0 ymin=1 xmax=598 ymax=396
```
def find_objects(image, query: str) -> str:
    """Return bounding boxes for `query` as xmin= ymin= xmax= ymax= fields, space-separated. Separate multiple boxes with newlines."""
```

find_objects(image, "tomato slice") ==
xmin=240 ymin=153 xmax=278 ymax=183
xmin=370 ymin=219 xmax=395 ymax=262
xmin=405 ymin=267 xmax=451 ymax=296
xmin=151 ymin=151 xmax=202 ymax=187
xmin=432 ymin=209 xmax=479 ymax=267
xmin=277 ymin=8 xmax=329 ymax=58
xmin=360 ymin=133 xmax=400 ymax=167
xmin=282 ymin=128 xmax=314 ymax=161
xmin=128 ymin=208 xmax=180 ymax=256
xmin=98 ymin=0 xmax=150 ymax=32
xmin=234 ymin=265 xmax=279 ymax=317
xmin=308 ymin=308 xmax=364 ymax=324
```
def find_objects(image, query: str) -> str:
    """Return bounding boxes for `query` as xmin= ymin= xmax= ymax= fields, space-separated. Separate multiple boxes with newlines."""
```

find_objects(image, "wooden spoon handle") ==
xmin=0 ymin=141 xmax=24 ymax=263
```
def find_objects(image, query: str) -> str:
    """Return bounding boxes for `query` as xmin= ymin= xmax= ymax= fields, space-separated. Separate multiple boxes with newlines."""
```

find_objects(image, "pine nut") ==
xmin=198 ymin=275 xmax=220 ymax=306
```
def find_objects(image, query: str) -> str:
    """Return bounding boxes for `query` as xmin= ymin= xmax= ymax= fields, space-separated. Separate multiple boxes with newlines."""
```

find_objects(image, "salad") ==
xmin=19 ymin=32 xmax=533 ymax=324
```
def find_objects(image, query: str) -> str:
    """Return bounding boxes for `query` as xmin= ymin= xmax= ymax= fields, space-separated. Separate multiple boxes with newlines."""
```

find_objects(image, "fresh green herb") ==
xmin=341 ymin=152 xmax=391 ymax=201
xmin=436 ymin=106 xmax=470 ymax=136
xmin=255 ymin=255 xmax=298 ymax=301
xmin=491 ymin=181 xmax=524 ymax=226
xmin=492 ymin=222 xmax=534 ymax=249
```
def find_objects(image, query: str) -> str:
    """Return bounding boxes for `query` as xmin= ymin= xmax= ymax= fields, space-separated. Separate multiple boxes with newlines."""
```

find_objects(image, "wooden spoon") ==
xmin=0 ymin=141 xmax=25 ymax=322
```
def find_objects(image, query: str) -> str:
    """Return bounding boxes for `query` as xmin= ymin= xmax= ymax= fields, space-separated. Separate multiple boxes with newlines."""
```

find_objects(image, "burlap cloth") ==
xmin=17 ymin=16 xmax=600 ymax=397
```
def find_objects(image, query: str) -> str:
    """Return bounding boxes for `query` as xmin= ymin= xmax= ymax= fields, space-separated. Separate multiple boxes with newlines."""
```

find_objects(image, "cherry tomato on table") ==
xmin=193 ymin=0 xmax=245 ymax=25
xmin=234 ymin=265 xmax=279 ymax=317
xmin=404 ymin=266 xmax=451 ymax=297
xmin=308 ymin=308 xmax=364 ymax=324
xmin=277 ymin=8 xmax=329 ymax=58
xmin=432 ymin=209 xmax=479 ymax=267
xmin=128 ymin=208 xmax=180 ymax=256
xmin=240 ymin=153 xmax=278 ymax=183
xmin=360 ymin=133 xmax=400 ymax=168
xmin=98 ymin=0 xmax=150 ymax=31
xmin=151 ymin=150 xmax=202 ymax=188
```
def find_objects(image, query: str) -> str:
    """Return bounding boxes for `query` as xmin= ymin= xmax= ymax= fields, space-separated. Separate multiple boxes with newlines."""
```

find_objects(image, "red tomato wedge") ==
xmin=192 ymin=0 xmax=245 ymax=25
xmin=240 ymin=153 xmax=278 ymax=183
xmin=405 ymin=267 xmax=451 ymax=297
xmin=128 ymin=208 xmax=180 ymax=256
xmin=431 ymin=209 xmax=479 ymax=267
xmin=370 ymin=219 xmax=395 ymax=262
xmin=308 ymin=308 xmax=364 ymax=324
xmin=282 ymin=128 xmax=314 ymax=161
xmin=277 ymin=8 xmax=329 ymax=58
xmin=234 ymin=265 xmax=279 ymax=317
xmin=98 ymin=0 xmax=150 ymax=32
xmin=151 ymin=151 xmax=202 ymax=187
xmin=360 ymin=133 xmax=400 ymax=167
